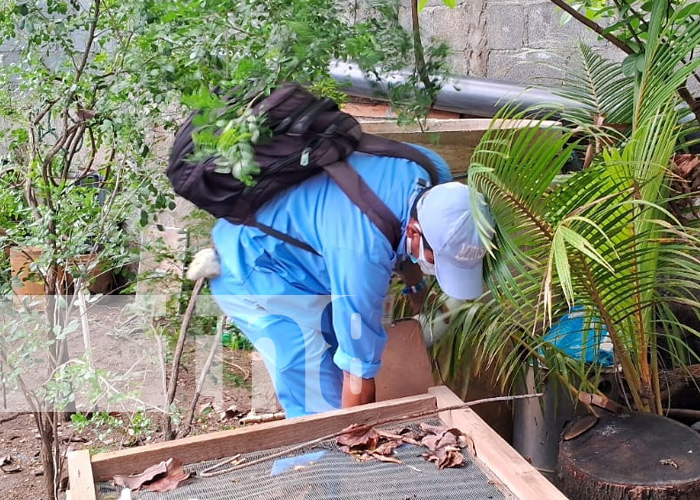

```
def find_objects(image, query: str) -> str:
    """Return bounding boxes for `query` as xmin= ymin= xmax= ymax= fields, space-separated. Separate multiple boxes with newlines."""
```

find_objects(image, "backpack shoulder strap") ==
xmin=322 ymin=160 xmax=403 ymax=250
xmin=252 ymin=221 xmax=321 ymax=256
xmin=356 ymin=135 xmax=440 ymax=186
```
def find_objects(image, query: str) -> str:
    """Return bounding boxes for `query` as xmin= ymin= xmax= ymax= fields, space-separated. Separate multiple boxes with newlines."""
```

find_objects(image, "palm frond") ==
xmin=550 ymin=43 xmax=634 ymax=126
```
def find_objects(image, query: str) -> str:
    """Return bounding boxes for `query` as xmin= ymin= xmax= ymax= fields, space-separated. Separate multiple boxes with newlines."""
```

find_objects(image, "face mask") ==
xmin=406 ymin=233 xmax=436 ymax=276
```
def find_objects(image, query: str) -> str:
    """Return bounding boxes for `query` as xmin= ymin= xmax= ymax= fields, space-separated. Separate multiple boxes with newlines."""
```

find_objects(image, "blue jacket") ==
xmin=210 ymin=145 xmax=451 ymax=378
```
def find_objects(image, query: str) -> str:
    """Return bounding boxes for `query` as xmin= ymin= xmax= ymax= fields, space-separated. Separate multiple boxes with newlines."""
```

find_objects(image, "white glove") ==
xmin=415 ymin=297 xmax=464 ymax=347
xmin=186 ymin=248 xmax=221 ymax=280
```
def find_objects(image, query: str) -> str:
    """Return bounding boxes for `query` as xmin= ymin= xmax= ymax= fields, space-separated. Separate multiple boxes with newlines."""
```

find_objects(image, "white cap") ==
xmin=417 ymin=182 xmax=493 ymax=300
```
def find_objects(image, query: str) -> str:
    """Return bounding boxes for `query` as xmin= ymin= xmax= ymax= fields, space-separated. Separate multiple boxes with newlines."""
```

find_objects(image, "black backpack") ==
xmin=167 ymin=83 xmax=438 ymax=254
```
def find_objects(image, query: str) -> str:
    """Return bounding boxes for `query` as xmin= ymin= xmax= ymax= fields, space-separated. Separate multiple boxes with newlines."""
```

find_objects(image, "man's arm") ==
xmin=341 ymin=371 xmax=376 ymax=408
xmin=324 ymin=245 xmax=393 ymax=409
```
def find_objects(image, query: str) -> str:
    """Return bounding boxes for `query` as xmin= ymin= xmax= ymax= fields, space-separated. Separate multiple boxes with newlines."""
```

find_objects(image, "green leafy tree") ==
xmin=0 ymin=1 xmax=448 ymax=496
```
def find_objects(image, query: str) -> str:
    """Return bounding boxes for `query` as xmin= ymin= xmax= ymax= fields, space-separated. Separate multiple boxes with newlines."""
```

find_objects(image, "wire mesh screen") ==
xmin=97 ymin=420 xmax=506 ymax=500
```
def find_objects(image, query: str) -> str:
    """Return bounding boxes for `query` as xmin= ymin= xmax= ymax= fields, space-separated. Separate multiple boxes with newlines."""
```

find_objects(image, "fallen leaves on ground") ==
xmin=670 ymin=153 xmax=700 ymax=222
xmin=144 ymin=459 xmax=190 ymax=492
xmin=419 ymin=423 xmax=474 ymax=470
xmin=113 ymin=458 xmax=190 ymax=492
xmin=0 ymin=455 xmax=21 ymax=474
xmin=336 ymin=422 xmax=473 ymax=470
xmin=220 ymin=404 xmax=243 ymax=420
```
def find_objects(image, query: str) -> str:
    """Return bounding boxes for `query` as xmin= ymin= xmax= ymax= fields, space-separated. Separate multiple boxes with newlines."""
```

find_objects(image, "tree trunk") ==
xmin=38 ymin=414 xmax=56 ymax=500
xmin=558 ymin=412 xmax=700 ymax=500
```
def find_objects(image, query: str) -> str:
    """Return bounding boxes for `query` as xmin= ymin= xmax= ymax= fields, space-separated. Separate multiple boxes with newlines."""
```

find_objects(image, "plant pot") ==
xmin=558 ymin=412 xmax=700 ymax=500
xmin=69 ymin=254 xmax=113 ymax=295
xmin=9 ymin=246 xmax=72 ymax=311
xmin=9 ymin=246 xmax=70 ymax=296
xmin=512 ymin=366 xmax=618 ymax=478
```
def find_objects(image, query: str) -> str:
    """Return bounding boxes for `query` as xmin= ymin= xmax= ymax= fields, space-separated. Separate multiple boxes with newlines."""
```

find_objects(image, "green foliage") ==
xmin=157 ymin=0 xmax=449 ymax=183
xmin=560 ymin=0 xmax=700 ymax=54
xmin=0 ymin=0 xmax=182 ymax=297
xmin=418 ymin=0 xmax=456 ymax=13
xmin=223 ymin=323 xmax=253 ymax=351
xmin=549 ymin=44 xmax=635 ymax=126
xmin=70 ymin=409 xmax=156 ymax=445
xmin=446 ymin=3 xmax=700 ymax=414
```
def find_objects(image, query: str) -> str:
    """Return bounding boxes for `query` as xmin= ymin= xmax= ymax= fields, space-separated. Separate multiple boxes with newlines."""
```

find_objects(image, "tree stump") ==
xmin=558 ymin=412 xmax=700 ymax=500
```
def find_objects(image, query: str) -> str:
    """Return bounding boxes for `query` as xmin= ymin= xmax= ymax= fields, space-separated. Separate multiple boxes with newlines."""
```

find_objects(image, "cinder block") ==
xmin=486 ymin=48 xmax=569 ymax=85
xmin=526 ymin=2 xmax=603 ymax=49
xmin=486 ymin=4 xmax=526 ymax=50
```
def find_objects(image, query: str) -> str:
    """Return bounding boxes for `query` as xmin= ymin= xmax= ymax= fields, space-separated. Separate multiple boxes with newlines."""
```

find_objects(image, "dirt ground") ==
xmin=0 ymin=298 xmax=253 ymax=500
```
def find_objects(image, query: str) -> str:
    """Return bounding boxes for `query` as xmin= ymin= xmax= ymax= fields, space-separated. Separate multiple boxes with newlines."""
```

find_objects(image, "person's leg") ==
xmin=213 ymin=292 xmax=343 ymax=418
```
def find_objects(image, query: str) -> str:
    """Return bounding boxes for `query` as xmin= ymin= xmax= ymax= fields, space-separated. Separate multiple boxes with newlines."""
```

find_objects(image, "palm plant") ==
xmin=445 ymin=0 xmax=700 ymax=415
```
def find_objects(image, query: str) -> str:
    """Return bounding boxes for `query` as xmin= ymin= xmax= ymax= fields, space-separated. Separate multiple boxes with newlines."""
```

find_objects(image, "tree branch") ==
xmin=678 ymin=85 xmax=700 ymax=126
xmin=411 ymin=0 xmax=434 ymax=94
xmin=610 ymin=0 xmax=645 ymax=49
xmin=548 ymin=0 xmax=634 ymax=55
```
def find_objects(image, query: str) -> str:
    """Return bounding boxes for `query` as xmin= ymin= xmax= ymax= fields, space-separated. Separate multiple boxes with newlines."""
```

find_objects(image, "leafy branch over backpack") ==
xmin=168 ymin=0 xmax=449 ymax=186
xmin=182 ymin=87 xmax=266 ymax=186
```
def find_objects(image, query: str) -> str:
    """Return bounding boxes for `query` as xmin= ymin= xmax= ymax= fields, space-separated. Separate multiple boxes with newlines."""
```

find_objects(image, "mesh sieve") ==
xmin=97 ymin=420 xmax=506 ymax=500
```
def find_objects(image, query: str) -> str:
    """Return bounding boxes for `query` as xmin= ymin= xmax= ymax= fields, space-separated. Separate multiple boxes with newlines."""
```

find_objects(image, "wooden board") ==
xmin=67 ymin=449 xmax=97 ymax=500
xmin=87 ymin=393 xmax=436 ymax=481
xmin=429 ymin=386 xmax=568 ymax=500
xmin=375 ymin=318 xmax=434 ymax=401
xmin=360 ymin=118 xmax=560 ymax=176
xmin=342 ymin=102 xmax=459 ymax=120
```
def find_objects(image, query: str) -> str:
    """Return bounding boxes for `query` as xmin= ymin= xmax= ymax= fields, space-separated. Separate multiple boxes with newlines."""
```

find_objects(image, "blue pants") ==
xmin=210 ymin=291 xmax=344 ymax=418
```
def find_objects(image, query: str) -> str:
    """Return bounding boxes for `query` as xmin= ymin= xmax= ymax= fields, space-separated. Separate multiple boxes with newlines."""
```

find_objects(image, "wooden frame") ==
xmin=359 ymin=118 xmax=561 ymax=176
xmin=67 ymin=386 xmax=567 ymax=500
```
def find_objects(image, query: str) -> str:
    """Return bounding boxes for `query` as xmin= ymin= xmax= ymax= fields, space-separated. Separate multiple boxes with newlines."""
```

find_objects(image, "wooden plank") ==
xmin=67 ymin=449 xmax=97 ymax=500
xmin=429 ymin=386 xmax=568 ymax=500
xmin=360 ymin=118 xmax=561 ymax=175
xmin=342 ymin=102 xmax=459 ymax=120
xmin=90 ymin=393 xmax=437 ymax=481
xmin=375 ymin=319 xmax=434 ymax=401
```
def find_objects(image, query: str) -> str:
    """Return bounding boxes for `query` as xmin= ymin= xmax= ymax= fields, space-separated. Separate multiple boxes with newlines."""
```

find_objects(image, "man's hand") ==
xmin=398 ymin=259 xmax=426 ymax=315
xmin=341 ymin=371 xmax=375 ymax=408
xmin=408 ymin=286 xmax=428 ymax=315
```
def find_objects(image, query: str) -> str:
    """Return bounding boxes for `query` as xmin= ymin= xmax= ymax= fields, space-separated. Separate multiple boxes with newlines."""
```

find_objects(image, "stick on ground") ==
xmin=164 ymin=277 xmax=205 ymax=440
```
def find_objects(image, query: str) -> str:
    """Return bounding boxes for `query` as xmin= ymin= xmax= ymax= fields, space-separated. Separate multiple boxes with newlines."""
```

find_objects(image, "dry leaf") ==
xmin=374 ymin=439 xmax=403 ymax=456
xmin=338 ymin=423 xmax=471 ymax=470
xmin=562 ymin=415 xmax=598 ymax=441
xmin=419 ymin=426 xmax=470 ymax=469
xmin=398 ymin=428 xmax=426 ymax=446
xmin=374 ymin=429 xmax=404 ymax=440
xmin=337 ymin=424 xmax=380 ymax=451
xmin=419 ymin=423 xmax=448 ymax=435
xmin=113 ymin=461 xmax=168 ymax=490
xmin=220 ymin=404 xmax=242 ymax=420
xmin=673 ymin=153 xmax=700 ymax=178
xmin=370 ymin=452 xmax=402 ymax=464
xmin=423 ymin=446 xmax=465 ymax=469
xmin=337 ymin=424 xmax=407 ymax=464
xmin=144 ymin=458 xmax=190 ymax=493
xmin=421 ymin=428 xmax=463 ymax=450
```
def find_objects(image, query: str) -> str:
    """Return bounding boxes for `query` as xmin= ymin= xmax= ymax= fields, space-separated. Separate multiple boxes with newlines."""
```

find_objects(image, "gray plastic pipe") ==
xmin=329 ymin=60 xmax=584 ymax=118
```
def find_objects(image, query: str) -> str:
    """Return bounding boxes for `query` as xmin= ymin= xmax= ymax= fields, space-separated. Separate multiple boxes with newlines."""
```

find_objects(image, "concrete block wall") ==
xmin=392 ymin=0 xmax=626 ymax=85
